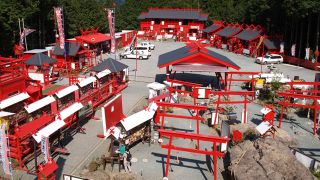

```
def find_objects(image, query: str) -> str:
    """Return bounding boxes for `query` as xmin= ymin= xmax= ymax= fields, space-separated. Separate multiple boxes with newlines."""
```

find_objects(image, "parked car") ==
xmin=120 ymin=51 xmax=148 ymax=60
xmin=139 ymin=41 xmax=155 ymax=50
xmin=134 ymin=46 xmax=151 ymax=57
xmin=255 ymin=54 xmax=283 ymax=64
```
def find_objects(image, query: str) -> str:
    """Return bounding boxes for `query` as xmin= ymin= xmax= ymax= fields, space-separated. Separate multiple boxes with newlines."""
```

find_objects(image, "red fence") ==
xmin=283 ymin=55 xmax=319 ymax=70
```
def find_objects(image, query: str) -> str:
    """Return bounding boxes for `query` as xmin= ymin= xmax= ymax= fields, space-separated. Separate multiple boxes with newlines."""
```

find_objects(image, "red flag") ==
xmin=108 ymin=9 xmax=115 ymax=54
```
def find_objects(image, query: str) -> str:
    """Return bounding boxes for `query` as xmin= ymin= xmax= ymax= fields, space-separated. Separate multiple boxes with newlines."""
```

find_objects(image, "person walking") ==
xmin=123 ymin=151 xmax=132 ymax=172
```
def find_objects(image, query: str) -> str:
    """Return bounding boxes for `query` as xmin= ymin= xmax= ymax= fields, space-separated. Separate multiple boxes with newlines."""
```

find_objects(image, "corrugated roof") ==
xmin=25 ymin=53 xmax=56 ymax=66
xmin=203 ymin=24 xmax=221 ymax=33
xmin=92 ymin=58 xmax=129 ymax=73
xmin=264 ymin=39 xmax=280 ymax=49
xmin=138 ymin=9 xmax=208 ymax=21
xmin=158 ymin=46 xmax=240 ymax=70
xmin=52 ymin=42 xmax=81 ymax=56
xmin=235 ymin=28 xmax=261 ymax=41
xmin=216 ymin=26 xmax=242 ymax=38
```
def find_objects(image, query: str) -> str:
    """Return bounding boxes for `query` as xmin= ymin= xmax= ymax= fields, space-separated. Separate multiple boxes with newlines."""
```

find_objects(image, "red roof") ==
xmin=75 ymin=33 xmax=111 ymax=44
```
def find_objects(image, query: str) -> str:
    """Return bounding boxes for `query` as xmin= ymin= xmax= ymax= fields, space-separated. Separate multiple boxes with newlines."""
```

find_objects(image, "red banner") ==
xmin=54 ymin=7 xmax=65 ymax=50
xmin=108 ymin=9 xmax=115 ymax=53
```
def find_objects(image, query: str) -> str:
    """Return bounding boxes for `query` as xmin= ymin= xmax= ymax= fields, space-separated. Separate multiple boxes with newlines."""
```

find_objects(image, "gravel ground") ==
xmin=11 ymin=41 xmax=320 ymax=180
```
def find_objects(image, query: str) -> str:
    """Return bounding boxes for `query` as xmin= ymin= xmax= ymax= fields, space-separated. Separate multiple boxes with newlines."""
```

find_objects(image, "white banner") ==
xmin=108 ymin=9 xmax=115 ymax=54
xmin=291 ymin=44 xmax=296 ymax=56
xmin=305 ymin=48 xmax=310 ymax=60
xmin=280 ymin=42 xmax=284 ymax=53
xmin=0 ymin=125 xmax=10 ymax=175
xmin=54 ymin=7 xmax=65 ymax=50
xmin=41 ymin=136 xmax=50 ymax=163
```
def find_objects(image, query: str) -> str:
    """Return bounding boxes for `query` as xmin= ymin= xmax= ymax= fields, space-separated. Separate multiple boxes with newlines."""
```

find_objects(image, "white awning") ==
xmin=120 ymin=102 xmax=158 ymax=131
xmin=0 ymin=111 xmax=14 ymax=118
xmin=32 ymin=119 xmax=66 ymax=143
xmin=147 ymin=82 xmax=166 ymax=90
xmin=24 ymin=96 xmax=55 ymax=113
xmin=55 ymin=85 xmax=78 ymax=98
xmin=96 ymin=69 xmax=111 ymax=79
xmin=105 ymin=126 xmax=121 ymax=139
xmin=0 ymin=93 xmax=30 ymax=109
xmin=59 ymin=102 xmax=83 ymax=120
xmin=77 ymin=77 xmax=96 ymax=87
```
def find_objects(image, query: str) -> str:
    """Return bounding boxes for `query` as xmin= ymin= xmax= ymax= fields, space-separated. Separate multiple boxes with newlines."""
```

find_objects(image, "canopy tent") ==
xmin=235 ymin=28 xmax=261 ymax=41
xmin=92 ymin=58 xmax=128 ymax=73
xmin=157 ymin=46 xmax=240 ymax=72
xmin=52 ymin=42 xmax=81 ymax=56
xmin=138 ymin=8 xmax=208 ymax=21
xmin=25 ymin=53 xmax=56 ymax=66
xmin=216 ymin=26 xmax=243 ymax=38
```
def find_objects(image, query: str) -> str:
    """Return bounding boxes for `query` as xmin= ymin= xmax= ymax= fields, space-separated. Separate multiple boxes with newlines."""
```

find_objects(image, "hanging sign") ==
xmin=291 ymin=44 xmax=296 ymax=56
xmin=0 ymin=125 xmax=10 ymax=175
xmin=280 ymin=42 xmax=284 ymax=53
xmin=305 ymin=48 xmax=310 ymax=60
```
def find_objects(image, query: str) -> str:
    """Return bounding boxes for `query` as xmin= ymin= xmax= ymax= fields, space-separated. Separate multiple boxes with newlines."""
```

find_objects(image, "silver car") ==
xmin=255 ymin=54 xmax=283 ymax=64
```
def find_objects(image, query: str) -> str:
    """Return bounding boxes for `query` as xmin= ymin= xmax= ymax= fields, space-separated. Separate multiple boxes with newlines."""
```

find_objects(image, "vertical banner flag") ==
xmin=20 ymin=28 xmax=36 ymax=45
xmin=54 ymin=7 xmax=65 ymax=50
xmin=41 ymin=136 xmax=50 ymax=163
xmin=0 ymin=125 xmax=11 ymax=175
xmin=108 ymin=9 xmax=115 ymax=54
xmin=280 ymin=42 xmax=284 ymax=53
xmin=305 ymin=48 xmax=310 ymax=60
xmin=291 ymin=44 xmax=296 ymax=56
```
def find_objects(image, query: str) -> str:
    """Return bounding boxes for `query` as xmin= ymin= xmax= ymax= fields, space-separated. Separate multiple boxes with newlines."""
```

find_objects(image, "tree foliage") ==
xmin=0 ymin=0 xmax=319 ymax=57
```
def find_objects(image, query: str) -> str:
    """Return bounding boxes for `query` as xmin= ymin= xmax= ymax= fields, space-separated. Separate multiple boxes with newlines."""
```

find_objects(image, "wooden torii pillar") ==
xmin=158 ymin=129 xmax=230 ymax=180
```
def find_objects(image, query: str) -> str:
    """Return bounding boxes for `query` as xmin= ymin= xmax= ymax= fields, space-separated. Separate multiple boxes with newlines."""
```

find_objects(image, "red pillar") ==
xmin=165 ymin=136 xmax=173 ymax=178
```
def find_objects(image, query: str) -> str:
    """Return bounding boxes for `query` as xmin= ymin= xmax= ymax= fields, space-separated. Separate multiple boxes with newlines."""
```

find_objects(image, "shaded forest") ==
xmin=0 ymin=0 xmax=319 ymax=58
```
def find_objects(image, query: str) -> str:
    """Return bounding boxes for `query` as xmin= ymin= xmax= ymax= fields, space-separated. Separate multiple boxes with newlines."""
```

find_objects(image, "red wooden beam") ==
xmin=166 ymin=78 xmax=202 ymax=87
xmin=226 ymin=71 xmax=259 ymax=75
xmin=278 ymin=101 xmax=320 ymax=109
xmin=156 ymin=102 xmax=207 ymax=110
xmin=158 ymin=113 xmax=205 ymax=121
xmin=161 ymin=144 xmax=225 ymax=157
xmin=212 ymin=91 xmax=254 ymax=96
xmin=286 ymin=81 xmax=320 ymax=85
xmin=158 ymin=129 xmax=230 ymax=143
xmin=277 ymin=92 xmax=320 ymax=99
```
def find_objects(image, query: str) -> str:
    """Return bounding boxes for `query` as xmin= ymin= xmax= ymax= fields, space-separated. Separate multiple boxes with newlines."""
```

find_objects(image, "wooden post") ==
xmin=214 ymin=95 xmax=220 ymax=128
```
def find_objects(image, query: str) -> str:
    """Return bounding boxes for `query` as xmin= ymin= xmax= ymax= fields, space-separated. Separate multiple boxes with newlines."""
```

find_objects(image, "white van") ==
xmin=120 ymin=50 xmax=149 ymax=60
xmin=140 ymin=41 xmax=155 ymax=50
xmin=134 ymin=46 xmax=151 ymax=57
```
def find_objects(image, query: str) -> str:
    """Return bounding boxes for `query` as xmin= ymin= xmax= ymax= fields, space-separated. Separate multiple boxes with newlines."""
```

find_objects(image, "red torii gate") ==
xmin=158 ymin=129 xmax=230 ymax=180
xmin=166 ymin=78 xmax=202 ymax=105
xmin=155 ymin=102 xmax=207 ymax=148
xmin=277 ymin=91 xmax=320 ymax=136
xmin=208 ymin=91 xmax=254 ymax=128
xmin=225 ymin=71 xmax=259 ymax=92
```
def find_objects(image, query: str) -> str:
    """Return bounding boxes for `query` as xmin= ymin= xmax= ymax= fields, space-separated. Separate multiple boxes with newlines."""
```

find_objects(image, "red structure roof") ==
xmin=158 ymin=45 xmax=240 ymax=71
xmin=75 ymin=32 xmax=111 ymax=44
